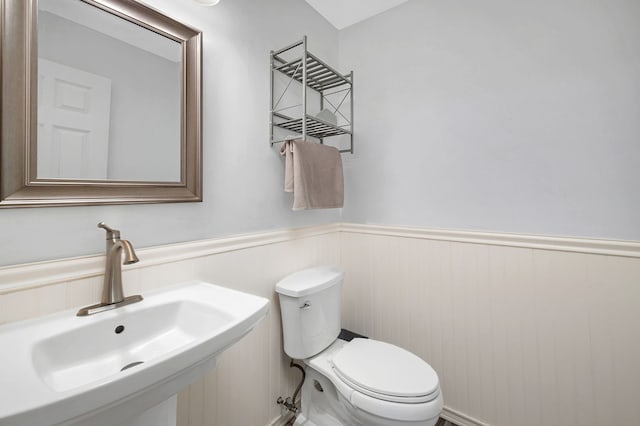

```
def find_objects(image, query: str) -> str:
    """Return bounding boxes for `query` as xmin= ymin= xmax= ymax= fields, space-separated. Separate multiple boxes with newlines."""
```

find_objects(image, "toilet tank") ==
xmin=275 ymin=266 xmax=344 ymax=359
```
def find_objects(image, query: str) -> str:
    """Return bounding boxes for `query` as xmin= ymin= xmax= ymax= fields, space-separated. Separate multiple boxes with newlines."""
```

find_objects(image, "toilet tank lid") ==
xmin=275 ymin=266 xmax=344 ymax=297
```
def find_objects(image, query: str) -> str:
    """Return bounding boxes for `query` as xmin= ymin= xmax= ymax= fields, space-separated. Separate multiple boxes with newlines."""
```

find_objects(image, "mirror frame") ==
xmin=0 ymin=0 xmax=202 ymax=207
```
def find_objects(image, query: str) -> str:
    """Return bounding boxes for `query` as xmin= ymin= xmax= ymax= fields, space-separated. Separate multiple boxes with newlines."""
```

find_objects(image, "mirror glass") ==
xmin=0 ymin=0 xmax=202 ymax=208
xmin=37 ymin=0 xmax=182 ymax=182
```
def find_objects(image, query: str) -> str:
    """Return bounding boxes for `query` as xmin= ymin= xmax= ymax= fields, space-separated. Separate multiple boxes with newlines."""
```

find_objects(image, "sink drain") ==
xmin=120 ymin=361 xmax=144 ymax=372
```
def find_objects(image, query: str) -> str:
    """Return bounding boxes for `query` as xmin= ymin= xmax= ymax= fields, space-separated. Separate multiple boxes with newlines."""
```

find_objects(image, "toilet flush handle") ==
xmin=300 ymin=301 xmax=311 ymax=310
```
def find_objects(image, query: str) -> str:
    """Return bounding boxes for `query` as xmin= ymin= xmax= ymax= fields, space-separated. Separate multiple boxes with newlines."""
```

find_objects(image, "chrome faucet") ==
xmin=77 ymin=222 xmax=143 ymax=316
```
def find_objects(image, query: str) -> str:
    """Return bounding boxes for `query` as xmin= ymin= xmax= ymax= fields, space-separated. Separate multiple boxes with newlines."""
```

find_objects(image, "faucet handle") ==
xmin=98 ymin=222 xmax=121 ymax=240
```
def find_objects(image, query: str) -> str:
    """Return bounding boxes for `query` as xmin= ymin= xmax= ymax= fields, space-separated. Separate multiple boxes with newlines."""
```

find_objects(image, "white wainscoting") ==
xmin=2 ymin=223 xmax=639 ymax=426
xmin=0 ymin=224 xmax=340 ymax=426
xmin=339 ymin=224 xmax=640 ymax=426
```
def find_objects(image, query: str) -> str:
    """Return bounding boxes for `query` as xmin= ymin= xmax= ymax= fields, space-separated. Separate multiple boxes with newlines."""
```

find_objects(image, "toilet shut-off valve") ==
xmin=276 ymin=360 xmax=305 ymax=416
xmin=276 ymin=396 xmax=298 ymax=414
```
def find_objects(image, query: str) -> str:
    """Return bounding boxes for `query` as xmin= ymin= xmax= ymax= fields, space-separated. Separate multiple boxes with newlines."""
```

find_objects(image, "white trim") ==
xmin=2 ymin=221 xmax=638 ymax=295
xmin=441 ymin=406 xmax=489 ymax=426
xmin=0 ymin=224 xmax=339 ymax=295
xmin=267 ymin=413 xmax=293 ymax=426
xmin=339 ymin=223 xmax=640 ymax=258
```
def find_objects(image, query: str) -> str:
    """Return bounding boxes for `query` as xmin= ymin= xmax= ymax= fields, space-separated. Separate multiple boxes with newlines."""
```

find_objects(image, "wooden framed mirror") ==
xmin=0 ymin=0 xmax=202 ymax=207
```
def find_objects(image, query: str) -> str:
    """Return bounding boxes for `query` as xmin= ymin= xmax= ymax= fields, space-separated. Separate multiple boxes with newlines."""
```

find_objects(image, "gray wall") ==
xmin=339 ymin=0 xmax=640 ymax=240
xmin=0 ymin=0 xmax=340 ymax=267
xmin=3 ymin=0 xmax=638 ymax=268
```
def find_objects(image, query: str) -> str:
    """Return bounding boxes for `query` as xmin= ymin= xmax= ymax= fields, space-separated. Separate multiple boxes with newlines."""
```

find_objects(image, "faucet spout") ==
xmin=119 ymin=239 xmax=140 ymax=265
xmin=76 ymin=223 xmax=143 ymax=316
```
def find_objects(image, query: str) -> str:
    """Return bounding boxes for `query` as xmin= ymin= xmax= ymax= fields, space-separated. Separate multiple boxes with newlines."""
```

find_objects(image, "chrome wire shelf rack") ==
xmin=270 ymin=36 xmax=353 ymax=153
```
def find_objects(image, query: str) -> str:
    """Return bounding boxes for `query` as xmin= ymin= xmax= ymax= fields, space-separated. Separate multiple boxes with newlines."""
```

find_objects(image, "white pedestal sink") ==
xmin=0 ymin=281 xmax=269 ymax=426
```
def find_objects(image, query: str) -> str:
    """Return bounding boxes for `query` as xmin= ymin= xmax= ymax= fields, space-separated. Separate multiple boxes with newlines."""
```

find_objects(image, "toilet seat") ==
xmin=331 ymin=339 xmax=440 ymax=404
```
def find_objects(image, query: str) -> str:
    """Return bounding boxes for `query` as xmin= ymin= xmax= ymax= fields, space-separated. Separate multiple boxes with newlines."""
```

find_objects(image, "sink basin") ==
xmin=33 ymin=298 xmax=235 ymax=393
xmin=0 ymin=281 xmax=269 ymax=426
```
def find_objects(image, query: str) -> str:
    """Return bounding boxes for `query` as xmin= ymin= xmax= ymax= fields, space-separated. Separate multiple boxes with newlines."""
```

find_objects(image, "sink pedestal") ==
xmin=115 ymin=396 xmax=177 ymax=426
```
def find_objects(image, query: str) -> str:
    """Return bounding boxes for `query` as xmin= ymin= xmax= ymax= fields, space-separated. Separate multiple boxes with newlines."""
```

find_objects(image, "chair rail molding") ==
xmin=0 ymin=223 xmax=339 ymax=294
xmin=2 ymin=221 xmax=639 ymax=295
xmin=339 ymin=223 xmax=640 ymax=258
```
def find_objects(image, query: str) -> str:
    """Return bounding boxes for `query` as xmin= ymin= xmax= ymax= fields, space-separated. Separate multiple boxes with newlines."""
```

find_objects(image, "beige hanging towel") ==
xmin=281 ymin=139 xmax=344 ymax=211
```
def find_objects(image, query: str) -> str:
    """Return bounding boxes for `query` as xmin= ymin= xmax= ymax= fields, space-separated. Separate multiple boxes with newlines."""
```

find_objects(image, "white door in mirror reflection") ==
xmin=37 ymin=59 xmax=112 ymax=180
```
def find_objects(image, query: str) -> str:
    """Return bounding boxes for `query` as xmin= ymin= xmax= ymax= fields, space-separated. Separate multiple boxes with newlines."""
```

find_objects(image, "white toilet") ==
xmin=276 ymin=266 xmax=443 ymax=426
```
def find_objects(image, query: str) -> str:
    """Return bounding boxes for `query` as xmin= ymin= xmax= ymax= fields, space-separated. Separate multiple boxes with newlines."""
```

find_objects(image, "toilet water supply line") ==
xmin=277 ymin=359 xmax=306 ymax=415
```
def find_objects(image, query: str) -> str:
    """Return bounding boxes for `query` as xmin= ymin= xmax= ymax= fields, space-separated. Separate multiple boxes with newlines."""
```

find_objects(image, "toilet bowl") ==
xmin=276 ymin=266 xmax=443 ymax=426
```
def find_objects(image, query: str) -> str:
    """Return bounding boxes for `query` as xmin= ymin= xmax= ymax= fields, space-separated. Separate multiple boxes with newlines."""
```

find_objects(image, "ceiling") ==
xmin=304 ymin=0 xmax=410 ymax=30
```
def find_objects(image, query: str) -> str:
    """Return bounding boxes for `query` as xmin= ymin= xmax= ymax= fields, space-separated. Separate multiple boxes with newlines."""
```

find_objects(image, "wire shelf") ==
xmin=270 ymin=36 xmax=353 ymax=153
xmin=274 ymin=115 xmax=352 ymax=140
xmin=274 ymin=53 xmax=352 ymax=93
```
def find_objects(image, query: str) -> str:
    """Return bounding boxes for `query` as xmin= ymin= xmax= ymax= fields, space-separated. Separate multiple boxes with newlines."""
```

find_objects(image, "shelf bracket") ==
xmin=272 ymin=62 xmax=302 ymax=111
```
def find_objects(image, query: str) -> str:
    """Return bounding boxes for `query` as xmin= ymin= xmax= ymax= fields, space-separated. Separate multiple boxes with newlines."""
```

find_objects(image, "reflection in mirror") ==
xmin=37 ymin=0 xmax=182 ymax=182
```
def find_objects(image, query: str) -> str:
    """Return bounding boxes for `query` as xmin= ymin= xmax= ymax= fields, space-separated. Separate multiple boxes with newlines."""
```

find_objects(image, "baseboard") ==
xmin=267 ymin=413 xmax=293 ymax=426
xmin=442 ymin=406 xmax=490 ymax=426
